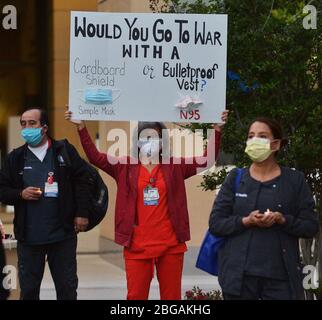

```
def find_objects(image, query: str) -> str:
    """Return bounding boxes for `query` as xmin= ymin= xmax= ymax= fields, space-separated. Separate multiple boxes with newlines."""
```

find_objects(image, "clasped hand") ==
xmin=242 ymin=210 xmax=286 ymax=228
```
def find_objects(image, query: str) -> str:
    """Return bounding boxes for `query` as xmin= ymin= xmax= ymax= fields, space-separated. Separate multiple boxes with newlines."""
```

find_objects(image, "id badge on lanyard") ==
xmin=143 ymin=186 xmax=160 ymax=206
xmin=44 ymin=172 xmax=59 ymax=198
xmin=143 ymin=170 xmax=160 ymax=206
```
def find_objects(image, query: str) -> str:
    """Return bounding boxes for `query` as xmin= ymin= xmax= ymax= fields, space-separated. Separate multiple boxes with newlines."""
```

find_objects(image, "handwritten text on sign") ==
xmin=69 ymin=12 xmax=227 ymax=123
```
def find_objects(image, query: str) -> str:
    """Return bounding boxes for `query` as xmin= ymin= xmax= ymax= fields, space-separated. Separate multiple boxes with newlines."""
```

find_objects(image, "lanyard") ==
xmin=146 ymin=165 xmax=161 ymax=189
xmin=48 ymin=139 xmax=56 ymax=184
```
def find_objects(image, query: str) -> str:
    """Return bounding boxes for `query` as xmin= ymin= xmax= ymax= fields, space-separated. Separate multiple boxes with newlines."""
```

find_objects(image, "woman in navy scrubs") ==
xmin=209 ymin=117 xmax=319 ymax=300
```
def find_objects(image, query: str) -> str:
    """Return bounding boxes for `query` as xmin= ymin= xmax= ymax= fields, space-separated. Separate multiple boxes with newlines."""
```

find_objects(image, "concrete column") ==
xmin=49 ymin=0 xmax=98 ymax=153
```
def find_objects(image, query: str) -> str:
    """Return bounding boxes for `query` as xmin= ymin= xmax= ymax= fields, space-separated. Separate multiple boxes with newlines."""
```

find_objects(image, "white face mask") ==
xmin=138 ymin=139 xmax=161 ymax=164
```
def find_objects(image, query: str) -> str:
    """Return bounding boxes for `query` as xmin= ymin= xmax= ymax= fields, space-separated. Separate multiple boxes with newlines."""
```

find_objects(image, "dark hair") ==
xmin=132 ymin=122 xmax=170 ymax=159
xmin=248 ymin=117 xmax=288 ymax=148
xmin=137 ymin=122 xmax=167 ymax=138
xmin=23 ymin=107 xmax=49 ymax=127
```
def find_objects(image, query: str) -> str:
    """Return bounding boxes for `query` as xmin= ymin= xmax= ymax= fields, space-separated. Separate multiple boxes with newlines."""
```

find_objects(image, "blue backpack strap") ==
xmin=233 ymin=168 xmax=244 ymax=194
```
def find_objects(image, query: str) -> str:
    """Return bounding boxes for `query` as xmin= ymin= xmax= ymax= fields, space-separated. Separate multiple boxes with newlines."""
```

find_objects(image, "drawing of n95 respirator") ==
xmin=79 ymin=88 xmax=121 ymax=105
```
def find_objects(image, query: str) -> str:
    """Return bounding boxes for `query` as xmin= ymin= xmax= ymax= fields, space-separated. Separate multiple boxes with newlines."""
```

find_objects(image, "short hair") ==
xmin=23 ymin=107 xmax=49 ymax=128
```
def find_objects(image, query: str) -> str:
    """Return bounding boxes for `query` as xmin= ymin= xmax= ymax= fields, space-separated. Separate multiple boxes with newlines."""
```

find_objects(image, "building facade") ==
xmin=1 ymin=0 xmax=217 ymax=248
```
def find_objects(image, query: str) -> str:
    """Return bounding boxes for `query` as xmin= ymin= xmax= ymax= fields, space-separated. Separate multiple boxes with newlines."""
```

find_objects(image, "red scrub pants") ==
xmin=125 ymin=253 xmax=184 ymax=300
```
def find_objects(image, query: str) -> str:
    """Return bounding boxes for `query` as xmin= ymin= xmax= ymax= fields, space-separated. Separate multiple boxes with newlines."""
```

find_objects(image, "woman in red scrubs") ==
xmin=65 ymin=112 xmax=227 ymax=300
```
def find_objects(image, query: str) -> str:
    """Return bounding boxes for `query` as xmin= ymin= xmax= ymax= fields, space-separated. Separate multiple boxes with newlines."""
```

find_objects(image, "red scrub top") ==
xmin=124 ymin=164 xmax=187 ymax=259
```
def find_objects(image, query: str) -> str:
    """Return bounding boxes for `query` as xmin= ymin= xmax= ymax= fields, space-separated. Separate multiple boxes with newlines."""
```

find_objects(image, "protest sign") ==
xmin=69 ymin=12 xmax=227 ymax=123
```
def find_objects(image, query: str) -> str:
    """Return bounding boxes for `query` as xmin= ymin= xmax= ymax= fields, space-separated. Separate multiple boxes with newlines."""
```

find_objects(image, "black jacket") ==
xmin=209 ymin=166 xmax=319 ymax=300
xmin=0 ymin=139 xmax=91 ymax=241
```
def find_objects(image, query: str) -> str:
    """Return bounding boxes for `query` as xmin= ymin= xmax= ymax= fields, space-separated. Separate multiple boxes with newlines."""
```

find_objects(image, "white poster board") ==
xmin=69 ymin=12 xmax=227 ymax=123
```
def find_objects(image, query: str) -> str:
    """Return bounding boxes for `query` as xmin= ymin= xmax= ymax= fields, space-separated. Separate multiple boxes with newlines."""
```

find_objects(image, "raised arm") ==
xmin=180 ymin=110 xmax=228 ymax=179
xmin=65 ymin=110 xmax=121 ymax=180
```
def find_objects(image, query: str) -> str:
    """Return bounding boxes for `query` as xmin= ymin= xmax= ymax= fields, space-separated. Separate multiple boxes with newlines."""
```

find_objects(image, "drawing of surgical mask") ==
xmin=79 ymin=88 xmax=121 ymax=105
xmin=175 ymin=95 xmax=203 ymax=111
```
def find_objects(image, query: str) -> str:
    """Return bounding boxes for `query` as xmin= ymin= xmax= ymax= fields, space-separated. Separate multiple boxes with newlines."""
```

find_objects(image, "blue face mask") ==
xmin=21 ymin=128 xmax=43 ymax=147
xmin=85 ymin=89 xmax=113 ymax=105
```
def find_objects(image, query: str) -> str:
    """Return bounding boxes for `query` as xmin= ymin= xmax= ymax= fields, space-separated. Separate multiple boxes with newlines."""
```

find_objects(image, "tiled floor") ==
xmin=40 ymin=253 xmax=220 ymax=300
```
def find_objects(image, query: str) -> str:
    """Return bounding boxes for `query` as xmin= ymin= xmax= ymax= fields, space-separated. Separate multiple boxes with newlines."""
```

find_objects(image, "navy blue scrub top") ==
xmin=244 ymin=175 xmax=288 ymax=280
